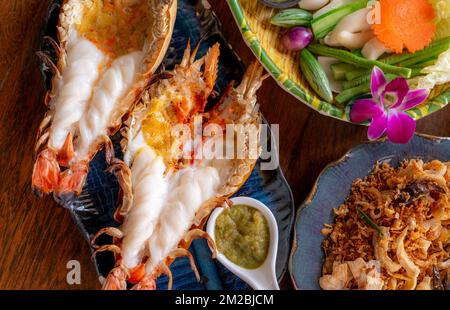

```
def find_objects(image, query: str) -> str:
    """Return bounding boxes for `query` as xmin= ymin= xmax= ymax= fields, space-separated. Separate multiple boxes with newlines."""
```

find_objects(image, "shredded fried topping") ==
xmin=320 ymin=160 xmax=450 ymax=290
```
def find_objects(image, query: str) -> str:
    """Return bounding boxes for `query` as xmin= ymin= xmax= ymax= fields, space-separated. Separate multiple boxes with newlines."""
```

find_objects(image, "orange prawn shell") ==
xmin=99 ymin=61 xmax=264 ymax=290
xmin=55 ymin=0 xmax=177 ymax=137
xmin=32 ymin=0 xmax=177 ymax=196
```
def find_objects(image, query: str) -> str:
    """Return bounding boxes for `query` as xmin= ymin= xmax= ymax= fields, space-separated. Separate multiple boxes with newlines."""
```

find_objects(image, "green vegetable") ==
xmin=345 ymin=68 xmax=367 ymax=80
xmin=335 ymin=83 xmax=370 ymax=104
xmin=331 ymin=63 xmax=356 ymax=81
xmin=344 ymin=59 xmax=431 ymax=81
xmin=351 ymin=49 xmax=363 ymax=57
xmin=341 ymin=37 xmax=449 ymax=80
xmin=342 ymin=73 xmax=372 ymax=89
xmin=410 ymin=58 xmax=437 ymax=68
xmin=299 ymin=49 xmax=333 ymax=102
xmin=356 ymin=207 xmax=384 ymax=236
xmin=307 ymin=44 xmax=412 ymax=77
xmin=270 ymin=8 xmax=313 ymax=27
xmin=380 ymin=36 xmax=450 ymax=66
xmin=311 ymin=0 xmax=368 ymax=39
xmin=398 ymin=44 xmax=450 ymax=67
xmin=336 ymin=74 xmax=395 ymax=103
xmin=343 ymin=69 xmax=422 ymax=89
xmin=410 ymin=67 xmax=425 ymax=77
xmin=343 ymin=48 xmax=370 ymax=80
xmin=320 ymin=37 xmax=448 ymax=83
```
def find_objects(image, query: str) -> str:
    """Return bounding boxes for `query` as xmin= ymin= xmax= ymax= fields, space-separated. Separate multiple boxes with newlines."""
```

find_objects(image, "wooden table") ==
xmin=1 ymin=0 xmax=449 ymax=290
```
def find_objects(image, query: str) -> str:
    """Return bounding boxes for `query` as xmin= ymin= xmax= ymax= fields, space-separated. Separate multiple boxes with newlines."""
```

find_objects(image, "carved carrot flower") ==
xmin=372 ymin=0 xmax=436 ymax=53
xmin=350 ymin=67 xmax=429 ymax=144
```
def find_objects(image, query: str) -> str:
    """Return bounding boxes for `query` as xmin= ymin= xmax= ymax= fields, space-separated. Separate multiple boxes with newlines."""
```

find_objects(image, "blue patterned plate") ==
xmin=290 ymin=134 xmax=450 ymax=290
xmin=40 ymin=0 xmax=295 ymax=290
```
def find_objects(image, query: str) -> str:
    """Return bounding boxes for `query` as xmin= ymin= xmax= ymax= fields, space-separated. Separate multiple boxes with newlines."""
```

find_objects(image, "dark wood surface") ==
xmin=1 ymin=0 xmax=449 ymax=290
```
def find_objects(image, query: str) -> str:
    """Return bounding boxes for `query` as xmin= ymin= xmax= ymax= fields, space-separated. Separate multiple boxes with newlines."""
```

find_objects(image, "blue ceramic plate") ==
xmin=40 ymin=0 xmax=295 ymax=290
xmin=290 ymin=134 xmax=450 ymax=290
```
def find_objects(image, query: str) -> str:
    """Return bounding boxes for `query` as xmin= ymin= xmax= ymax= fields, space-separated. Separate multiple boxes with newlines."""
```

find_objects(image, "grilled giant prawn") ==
xmin=32 ymin=0 xmax=176 ymax=197
xmin=92 ymin=42 xmax=266 ymax=289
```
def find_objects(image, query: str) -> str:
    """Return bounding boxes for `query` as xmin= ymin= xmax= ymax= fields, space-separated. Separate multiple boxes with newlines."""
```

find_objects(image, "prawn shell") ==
xmin=33 ymin=0 xmax=177 ymax=195
xmin=55 ymin=0 xmax=177 ymax=139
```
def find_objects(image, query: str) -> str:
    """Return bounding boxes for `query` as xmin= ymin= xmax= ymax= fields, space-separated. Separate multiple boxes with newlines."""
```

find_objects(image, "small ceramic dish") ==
xmin=289 ymin=133 xmax=450 ymax=290
xmin=207 ymin=196 xmax=280 ymax=290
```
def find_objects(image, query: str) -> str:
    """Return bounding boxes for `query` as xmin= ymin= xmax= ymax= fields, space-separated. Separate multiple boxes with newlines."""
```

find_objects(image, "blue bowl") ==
xmin=289 ymin=134 xmax=450 ymax=290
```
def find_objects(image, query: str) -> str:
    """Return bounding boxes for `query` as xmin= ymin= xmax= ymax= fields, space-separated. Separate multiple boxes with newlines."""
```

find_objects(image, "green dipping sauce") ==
xmin=215 ymin=204 xmax=270 ymax=269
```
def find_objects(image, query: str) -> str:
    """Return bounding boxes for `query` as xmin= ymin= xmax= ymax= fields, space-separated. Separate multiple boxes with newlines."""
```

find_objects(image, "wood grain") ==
xmin=0 ymin=0 xmax=100 ymax=289
xmin=0 ymin=0 xmax=449 ymax=290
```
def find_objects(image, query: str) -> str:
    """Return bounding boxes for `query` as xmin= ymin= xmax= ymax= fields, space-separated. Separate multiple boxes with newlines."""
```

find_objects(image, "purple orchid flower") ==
xmin=350 ymin=67 xmax=429 ymax=144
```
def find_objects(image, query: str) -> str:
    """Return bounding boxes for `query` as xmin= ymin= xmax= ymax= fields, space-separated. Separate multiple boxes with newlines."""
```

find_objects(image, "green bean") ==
xmin=381 ymin=36 xmax=450 ymax=66
xmin=345 ymin=68 xmax=368 ymax=81
xmin=342 ymin=37 xmax=449 ymax=80
xmin=307 ymin=44 xmax=412 ymax=77
xmin=410 ymin=58 xmax=437 ymax=68
xmin=335 ymin=83 xmax=371 ymax=104
xmin=342 ymin=73 xmax=371 ymax=89
xmin=337 ymin=74 xmax=396 ymax=103
xmin=343 ymin=69 xmax=423 ymax=89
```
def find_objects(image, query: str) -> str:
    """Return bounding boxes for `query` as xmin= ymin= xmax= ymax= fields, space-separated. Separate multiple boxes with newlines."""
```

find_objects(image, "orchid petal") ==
xmin=396 ymin=88 xmax=429 ymax=111
xmin=350 ymin=99 xmax=384 ymax=123
xmin=371 ymin=66 xmax=386 ymax=99
xmin=368 ymin=114 xmax=388 ymax=140
xmin=383 ymin=77 xmax=409 ymax=109
xmin=386 ymin=111 xmax=416 ymax=144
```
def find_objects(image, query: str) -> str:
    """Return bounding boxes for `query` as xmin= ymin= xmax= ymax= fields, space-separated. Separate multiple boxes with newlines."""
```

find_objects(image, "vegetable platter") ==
xmin=228 ymin=0 xmax=450 ymax=132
